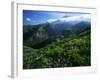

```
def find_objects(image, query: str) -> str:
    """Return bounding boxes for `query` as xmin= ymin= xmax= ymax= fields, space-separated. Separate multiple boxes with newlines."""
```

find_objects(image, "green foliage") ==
xmin=23 ymin=28 xmax=91 ymax=69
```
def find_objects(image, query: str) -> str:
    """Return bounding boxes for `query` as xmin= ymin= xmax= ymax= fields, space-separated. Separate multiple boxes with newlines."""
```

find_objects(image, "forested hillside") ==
xmin=23 ymin=27 xmax=90 ymax=69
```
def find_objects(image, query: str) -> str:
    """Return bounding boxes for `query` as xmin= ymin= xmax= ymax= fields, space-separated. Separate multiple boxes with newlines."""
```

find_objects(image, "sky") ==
xmin=23 ymin=10 xmax=91 ymax=25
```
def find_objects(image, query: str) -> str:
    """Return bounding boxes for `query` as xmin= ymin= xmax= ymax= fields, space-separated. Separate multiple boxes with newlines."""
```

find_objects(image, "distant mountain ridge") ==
xmin=23 ymin=17 xmax=90 ymax=49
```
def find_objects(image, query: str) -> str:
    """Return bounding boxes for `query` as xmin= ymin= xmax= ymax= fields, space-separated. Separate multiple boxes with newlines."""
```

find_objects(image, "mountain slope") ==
xmin=23 ymin=20 xmax=90 ymax=49
xmin=23 ymin=28 xmax=91 ymax=69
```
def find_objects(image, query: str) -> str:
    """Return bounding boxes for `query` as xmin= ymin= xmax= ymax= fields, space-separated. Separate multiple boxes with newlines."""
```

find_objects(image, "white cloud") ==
xmin=82 ymin=14 xmax=91 ymax=19
xmin=80 ymin=14 xmax=91 ymax=21
xmin=26 ymin=18 xmax=31 ymax=22
xmin=60 ymin=14 xmax=91 ymax=22
xmin=60 ymin=16 xmax=80 ymax=22
xmin=47 ymin=19 xmax=57 ymax=23
xmin=46 ymin=14 xmax=90 ymax=24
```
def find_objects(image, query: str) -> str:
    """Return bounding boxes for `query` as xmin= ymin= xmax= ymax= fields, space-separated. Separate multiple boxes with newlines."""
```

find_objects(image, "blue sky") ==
xmin=23 ymin=10 xmax=90 ymax=25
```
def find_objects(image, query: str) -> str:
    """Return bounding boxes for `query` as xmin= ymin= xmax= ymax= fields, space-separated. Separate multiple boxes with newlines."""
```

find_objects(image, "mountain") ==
xmin=71 ymin=21 xmax=90 ymax=33
xmin=47 ymin=15 xmax=91 ymax=33
xmin=51 ymin=20 xmax=73 ymax=31
xmin=23 ymin=17 xmax=91 ymax=49
xmin=23 ymin=24 xmax=49 ymax=48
